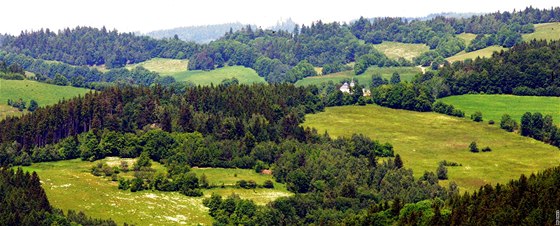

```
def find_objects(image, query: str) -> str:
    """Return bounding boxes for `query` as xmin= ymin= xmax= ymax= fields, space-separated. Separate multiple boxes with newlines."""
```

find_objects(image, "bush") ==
xmin=471 ymin=111 xmax=483 ymax=122
xmin=236 ymin=180 xmax=247 ymax=188
xmin=481 ymin=146 xmax=492 ymax=152
xmin=500 ymin=114 xmax=518 ymax=132
xmin=488 ymin=120 xmax=495 ymax=125
xmin=118 ymin=178 xmax=130 ymax=190
xmin=439 ymin=160 xmax=461 ymax=166
xmin=437 ymin=163 xmax=448 ymax=180
xmin=469 ymin=141 xmax=479 ymax=153
xmin=181 ymin=189 xmax=203 ymax=197
xmin=263 ymin=180 xmax=274 ymax=188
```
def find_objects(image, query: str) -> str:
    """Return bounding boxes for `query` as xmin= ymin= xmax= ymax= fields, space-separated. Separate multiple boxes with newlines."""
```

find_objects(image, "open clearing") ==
xmin=170 ymin=66 xmax=266 ymax=86
xmin=126 ymin=58 xmax=190 ymax=76
xmin=446 ymin=46 xmax=507 ymax=62
xmin=0 ymin=79 xmax=90 ymax=119
xmin=20 ymin=158 xmax=290 ymax=225
xmin=372 ymin=41 xmax=430 ymax=61
xmin=303 ymin=105 xmax=560 ymax=192
xmin=439 ymin=94 xmax=560 ymax=125
xmin=295 ymin=66 xmax=421 ymax=87
xmin=522 ymin=22 xmax=560 ymax=41
xmin=457 ymin=33 xmax=477 ymax=46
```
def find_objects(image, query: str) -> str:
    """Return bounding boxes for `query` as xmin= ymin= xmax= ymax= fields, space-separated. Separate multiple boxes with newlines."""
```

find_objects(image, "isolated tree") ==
xmin=437 ymin=163 xmax=448 ymax=180
xmin=134 ymin=151 xmax=152 ymax=171
xmin=471 ymin=111 xmax=483 ymax=122
xmin=469 ymin=141 xmax=479 ymax=153
xmin=371 ymin=74 xmax=387 ymax=88
xmin=500 ymin=114 xmax=518 ymax=132
xmin=28 ymin=100 xmax=39 ymax=112
xmin=390 ymin=72 xmax=401 ymax=84
xmin=394 ymin=154 xmax=403 ymax=169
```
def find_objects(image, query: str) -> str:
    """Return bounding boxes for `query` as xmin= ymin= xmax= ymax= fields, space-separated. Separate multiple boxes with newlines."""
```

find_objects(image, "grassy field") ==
xmin=439 ymin=94 xmax=560 ymax=125
xmin=372 ymin=41 xmax=430 ymax=61
xmin=302 ymin=105 xmax=560 ymax=192
xmin=295 ymin=66 xmax=422 ymax=87
xmin=170 ymin=66 xmax=266 ymax=86
xmin=19 ymin=158 xmax=290 ymax=225
xmin=457 ymin=33 xmax=477 ymax=46
xmin=0 ymin=79 xmax=90 ymax=119
xmin=523 ymin=22 xmax=560 ymax=41
xmin=446 ymin=46 xmax=507 ymax=62
xmin=126 ymin=58 xmax=189 ymax=76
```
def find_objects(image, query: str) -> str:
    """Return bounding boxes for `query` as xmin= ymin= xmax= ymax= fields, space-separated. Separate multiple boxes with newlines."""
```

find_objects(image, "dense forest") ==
xmin=0 ymin=27 xmax=200 ymax=68
xmin=146 ymin=22 xmax=250 ymax=43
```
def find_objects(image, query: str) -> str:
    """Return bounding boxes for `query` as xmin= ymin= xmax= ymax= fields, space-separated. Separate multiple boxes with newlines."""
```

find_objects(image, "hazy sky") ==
xmin=1 ymin=0 xmax=558 ymax=35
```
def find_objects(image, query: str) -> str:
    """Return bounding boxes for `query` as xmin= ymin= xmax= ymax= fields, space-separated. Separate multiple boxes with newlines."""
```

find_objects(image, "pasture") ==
xmin=19 ymin=158 xmax=290 ymax=225
xmin=445 ymin=46 xmax=507 ymax=62
xmin=457 ymin=33 xmax=477 ymax=46
xmin=522 ymin=22 xmax=560 ymax=41
xmin=303 ymin=105 xmax=560 ymax=192
xmin=295 ymin=66 xmax=421 ymax=87
xmin=0 ymin=79 xmax=90 ymax=118
xmin=126 ymin=58 xmax=189 ymax=76
xmin=372 ymin=41 xmax=430 ymax=61
xmin=170 ymin=66 xmax=266 ymax=86
xmin=439 ymin=94 xmax=560 ymax=125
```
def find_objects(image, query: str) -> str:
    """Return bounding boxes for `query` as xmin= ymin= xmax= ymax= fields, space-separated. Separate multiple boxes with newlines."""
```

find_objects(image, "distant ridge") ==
xmin=146 ymin=23 xmax=252 ymax=43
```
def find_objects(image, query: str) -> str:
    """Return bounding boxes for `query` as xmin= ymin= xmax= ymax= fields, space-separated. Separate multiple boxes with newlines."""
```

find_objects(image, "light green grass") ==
xmin=0 ymin=79 xmax=90 ymax=119
xmin=302 ymin=105 xmax=560 ymax=192
xmin=126 ymin=58 xmax=189 ymax=76
xmin=373 ymin=41 xmax=430 ymax=61
xmin=457 ymin=33 xmax=477 ymax=46
xmin=170 ymin=66 xmax=266 ymax=86
xmin=295 ymin=66 xmax=421 ymax=87
xmin=19 ymin=158 xmax=290 ymax=225
xmin=523 ymin=22 xmax=560 ymax=42
xmin=439 ymin=94 xmax=560 ymax=125
xmin=446 ymin=46 xmax=507 ymax=62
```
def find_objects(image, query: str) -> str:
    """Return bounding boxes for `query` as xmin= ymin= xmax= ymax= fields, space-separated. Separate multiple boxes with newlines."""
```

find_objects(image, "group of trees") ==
xmin=520 ymin=112 xmax=560 ymax=147
xmin=0 ymin=168 xmax=117 ymax=225
xmin=424 ymin=40 xmax=560 ymax=97
xmin=6 ymin=99 xmax=38 ymax=112
xmin=0 ymin=51 xmax=175 ymax=88
xmin=0 ymin=26 xmax=200 ymax=68
xmin=0 ymin=60 xmax=25 ymax=80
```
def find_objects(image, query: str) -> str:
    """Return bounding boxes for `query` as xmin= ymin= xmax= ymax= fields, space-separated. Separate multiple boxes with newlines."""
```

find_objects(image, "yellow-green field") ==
xmin=170 ymin=66 xmax=266 ymax=86
xmin=457 ymin=33 xmax=477 ymax=46
xmin=446 ymin=46 xmax=507 ymax=62
xmin=373 ymin=41 xmax=430 ymax=61
xmin=126 ymin=58 xmax=189 ymax=76
xmin=523 ymin=22 xmax=560 ymax=41
xmin=439 ymin=94 xmax=560 ymax=125
xmin=295 ymin=66 xmax=421 ymax=87
xmin=20 ymin=158 xmax=290 ymax=225
xmin=0 ymin=79 xmax=90 ymax=119
xmin=303 ymin=105 xmax=560 ymax=192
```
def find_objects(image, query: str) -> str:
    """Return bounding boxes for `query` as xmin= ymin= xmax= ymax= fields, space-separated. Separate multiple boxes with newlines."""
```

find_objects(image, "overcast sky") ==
xmin=1 ymin=0 xmax=558 ymax=35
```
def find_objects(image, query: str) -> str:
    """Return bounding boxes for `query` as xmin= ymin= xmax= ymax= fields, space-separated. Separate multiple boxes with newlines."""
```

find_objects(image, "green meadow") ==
xmin=372 ymin=41 xmax=430 ymax=61
xmin=303 ymin=105 xmax=560 ymax=192
xmin=522 ymin=22 xmax=560 ymax=41
xmin=170 ymin=66 xmax=266 ymax=86
xmin=0 ymin=79 xmax=90 ymax=118
xmin=19 ymin=158 xmax=290 ymax=225
xmin=446 ymin=46 xmax=507 ymax=62
xmin=439 ymin=94 xmax=560 ymax=125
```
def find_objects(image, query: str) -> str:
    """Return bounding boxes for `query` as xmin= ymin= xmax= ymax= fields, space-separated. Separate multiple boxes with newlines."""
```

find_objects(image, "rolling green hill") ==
xmin=295 ymin=66 xmax=421 ymax=87
xmin=21 ymin=158 xmax=290 ymax=226
xmin=170 ymin=66 xmax=266 ymax=86
xmin=522 ymin=22 xmax=560 ymax=41
xmin=372 ymin=41 xmax=430 ymax=61
xmin=0 ymin=79 xmax=90 ymax=118
xmin=446 ymin=46 xmax=506 ymax=62
xmin=439 ymin=94 xmax=560 ymax=125
xmin=303 ymin=105 xmax=560 ymax=192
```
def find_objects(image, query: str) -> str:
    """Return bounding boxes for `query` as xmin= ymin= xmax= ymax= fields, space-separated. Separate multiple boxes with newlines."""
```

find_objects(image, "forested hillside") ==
xmin=0 ymin=27 xmax=200 ymax=68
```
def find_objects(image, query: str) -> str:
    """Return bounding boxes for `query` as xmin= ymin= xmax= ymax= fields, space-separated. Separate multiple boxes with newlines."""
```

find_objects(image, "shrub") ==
xmin=439 ymin=160 xmax=462 ymax=166
xmin=437 ymin=163 xmax=448 ymax=180
xmin=469 ymin=141 xmax=479 ymax=153
xmin=488 ymin=120 xmax=495 ymax=125
xmin=236 ymin=180 xmax=247 ymax=188
xmin=471 ymin=111 xmax=483 ymax=122
xmin=481 ymin=146 xmax=492 ymax=152
xmin=263 ymin=180 xmax=274 ymax=188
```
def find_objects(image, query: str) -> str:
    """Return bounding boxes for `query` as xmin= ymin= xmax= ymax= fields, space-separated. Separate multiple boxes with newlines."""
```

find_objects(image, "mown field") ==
xmin=0 ymin=79 xmax=90 ymax=118
xmin=446 ymin=46 xmax=507 ymax=62
xmin=171 ymin=66 xmax=266 ymax=86
xmin=126 ymin=58 xmax=189 ymax=76
xmin=295 ymin=66 xmax=422 ymax=87
xmin=303 ymin=105 xmax=560 ymax=192
xmin=439 ymin=94 xmax=560 ymax=125
xmin=457 ymin=33 xmax=477 ymax=46
xmin=372 ymin=41 xmax=430 ymax=61
xmin=522 ymin=22 xmax=560 ymax=41
xmin=20 ymin=158 xmax=290 ymax=226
